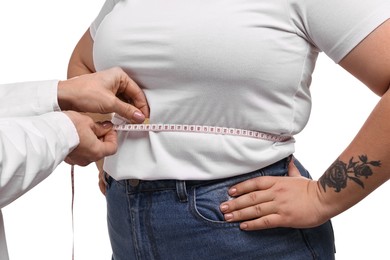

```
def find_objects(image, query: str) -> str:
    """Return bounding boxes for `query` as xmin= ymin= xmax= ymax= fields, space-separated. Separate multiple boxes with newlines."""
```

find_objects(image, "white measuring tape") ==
xmin=113 ymin=123 xmax=291 ymax=142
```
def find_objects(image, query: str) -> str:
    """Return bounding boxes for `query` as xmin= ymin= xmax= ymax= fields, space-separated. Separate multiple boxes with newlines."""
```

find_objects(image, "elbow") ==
xmin=372 ymin=77 xmax=390 ymax=97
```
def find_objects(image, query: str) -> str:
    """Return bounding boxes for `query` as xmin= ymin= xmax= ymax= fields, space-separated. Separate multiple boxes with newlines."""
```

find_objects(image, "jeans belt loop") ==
xmin=176 ymin=180 xmax=188 ymax=203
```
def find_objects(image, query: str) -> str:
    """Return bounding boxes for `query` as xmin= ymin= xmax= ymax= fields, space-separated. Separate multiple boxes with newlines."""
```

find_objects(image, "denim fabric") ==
xmin=104 ymin=157 xmax=335 ymax=260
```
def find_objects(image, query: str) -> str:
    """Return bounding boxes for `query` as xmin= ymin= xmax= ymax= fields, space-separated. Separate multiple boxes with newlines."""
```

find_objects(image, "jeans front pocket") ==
xmin=189 ymin=169 xmax=264 ymax=225
xmin=191 ymin=182 xmax=232 ymax=224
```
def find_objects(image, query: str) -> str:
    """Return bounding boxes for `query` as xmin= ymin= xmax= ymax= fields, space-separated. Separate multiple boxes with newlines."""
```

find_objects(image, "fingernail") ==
xmin=228 ymin=188 xmax=237 ymax=195
xmin=133 ymin=111 xmax=145 ymax=122
xmin=224 ymin=213 xmax=233 ymax=221
xmin=220 ymin=204 xmax=229 ymax=212
xmin=240 ymin=223 xmax=248 ymax=230
xmin=101 ymin=121 xmax=113 ymax=128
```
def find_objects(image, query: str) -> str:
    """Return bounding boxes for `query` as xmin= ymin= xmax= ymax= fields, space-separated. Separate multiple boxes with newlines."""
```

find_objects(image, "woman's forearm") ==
xmin=318 ymin=88 xmax=390 ymax=218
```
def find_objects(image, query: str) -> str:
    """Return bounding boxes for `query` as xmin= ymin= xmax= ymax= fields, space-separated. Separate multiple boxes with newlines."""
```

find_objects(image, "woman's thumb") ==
xmin=288 ymin=158 xmax=302 ymax=177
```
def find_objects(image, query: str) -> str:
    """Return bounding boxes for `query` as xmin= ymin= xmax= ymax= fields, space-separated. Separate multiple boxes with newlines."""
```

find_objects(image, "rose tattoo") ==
xmin=319 ymin=155 xmax=381 ymax=192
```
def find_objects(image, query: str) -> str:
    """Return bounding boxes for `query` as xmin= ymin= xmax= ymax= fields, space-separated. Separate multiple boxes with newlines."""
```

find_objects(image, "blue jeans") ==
xmin=104 ymin=156 xmax=335 ymax=260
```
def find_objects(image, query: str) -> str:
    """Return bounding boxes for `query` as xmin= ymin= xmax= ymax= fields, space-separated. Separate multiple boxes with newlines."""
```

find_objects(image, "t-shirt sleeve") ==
xmin=290 ymin=0 xmax=390 ymax=63
xmin=90 ymin=0 xmax=119 ymax=40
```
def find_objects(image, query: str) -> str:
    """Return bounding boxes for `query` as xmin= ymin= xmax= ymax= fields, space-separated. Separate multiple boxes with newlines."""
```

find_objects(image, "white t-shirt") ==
xmin=91 ymin=0 xmax=390 ymax=181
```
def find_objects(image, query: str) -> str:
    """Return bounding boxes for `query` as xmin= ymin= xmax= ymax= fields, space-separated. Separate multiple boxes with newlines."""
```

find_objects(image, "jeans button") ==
xmin=129 ymin=179 xmax=140 ymax=187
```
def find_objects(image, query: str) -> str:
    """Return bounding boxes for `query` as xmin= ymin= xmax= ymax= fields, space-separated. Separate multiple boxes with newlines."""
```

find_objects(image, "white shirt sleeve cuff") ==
xmin=41 ymin=112 xmax=80 ymax=152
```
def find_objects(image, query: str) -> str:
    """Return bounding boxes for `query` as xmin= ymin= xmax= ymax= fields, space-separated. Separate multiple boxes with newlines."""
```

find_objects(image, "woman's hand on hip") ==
xmin=220 ymin=161 xmax=330 ymax=230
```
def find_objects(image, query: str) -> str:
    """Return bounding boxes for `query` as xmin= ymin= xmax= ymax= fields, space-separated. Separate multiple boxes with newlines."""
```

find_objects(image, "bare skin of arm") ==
xmin=220 ymin=19 xmax=390 ymax=230
xmin=67 ymin=29 xmax=150 ymax=194
xmin=68 ymin=29 xmax=107 ymax=193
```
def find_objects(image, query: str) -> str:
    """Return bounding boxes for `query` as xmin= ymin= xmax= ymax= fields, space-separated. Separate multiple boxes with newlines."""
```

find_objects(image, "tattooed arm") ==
xmin=319 ymin=155 xmax=381 ymax=193
xmin=219 ymin=20 xmax=390 ymax=230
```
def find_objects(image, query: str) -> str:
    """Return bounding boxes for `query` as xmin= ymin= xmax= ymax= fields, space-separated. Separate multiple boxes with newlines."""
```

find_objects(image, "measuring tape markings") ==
xmin=113 ymin=123 xmax=291 ymax=142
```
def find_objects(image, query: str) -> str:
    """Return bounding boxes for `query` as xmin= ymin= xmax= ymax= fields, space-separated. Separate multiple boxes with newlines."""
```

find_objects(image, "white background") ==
xmin=0 ymin=1 xmax=389 ymax=259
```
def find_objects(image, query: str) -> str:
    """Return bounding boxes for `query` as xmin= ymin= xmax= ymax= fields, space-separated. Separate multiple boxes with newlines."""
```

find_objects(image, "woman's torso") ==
xmin=92 ymin=0 xmax=318 ymax=180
